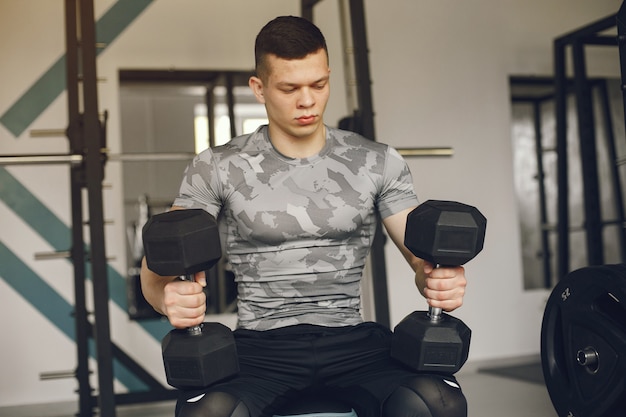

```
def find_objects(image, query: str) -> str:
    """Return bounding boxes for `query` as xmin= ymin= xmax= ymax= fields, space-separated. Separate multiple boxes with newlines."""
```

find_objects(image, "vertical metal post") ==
xmin=348 ymin=0 xmax=375 ymax=141
xmin=597 ymin=79 xmax=626 ymax=262
xmin=64 ymin=1 xmax=93 ymax=415
xmin=205 ymin=86 xmax=216 ymax=148
xmin=348 ymin=0 xmax=391 ymax=328
xmin=79 ymin=1 xmax=117 ymax=415
xmin=225 ymin=74 xmax=237 ymax=139
xmin=616 ymin=3 xmax=626 ymax=136
xmin=531 ymin=101 xmax=552 ymax=288
xmin=572 ymin=40 xmax=603 ymax=265
xmin=301 ymin=0 xmax=320 ymax=21
xmin=554 ymin=40 xmax=570 ymax=279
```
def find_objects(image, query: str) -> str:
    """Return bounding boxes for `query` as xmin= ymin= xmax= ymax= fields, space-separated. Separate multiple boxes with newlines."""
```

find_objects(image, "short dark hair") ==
xmin=254 ymin=16 xmax=328 ymax=80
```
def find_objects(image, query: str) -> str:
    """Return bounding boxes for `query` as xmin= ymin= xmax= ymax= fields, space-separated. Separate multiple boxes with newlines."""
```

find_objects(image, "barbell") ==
xmin=0 ymin=147 xmax=454 ymax=167
xmin=0 ymin=151 xmax=196 ymax=166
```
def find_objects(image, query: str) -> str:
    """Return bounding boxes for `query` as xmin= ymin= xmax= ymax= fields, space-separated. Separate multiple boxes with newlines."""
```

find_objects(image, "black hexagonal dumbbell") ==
xmin=391 ymin=200 xmax=486 ymax=374
xmin=142 ymin=209 xmax=239 ymax=389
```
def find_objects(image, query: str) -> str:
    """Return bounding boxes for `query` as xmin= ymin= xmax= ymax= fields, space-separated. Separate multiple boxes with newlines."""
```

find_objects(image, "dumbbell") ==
xmin=142 ymin=209 xmax=239 ymax=389
xmin=391 ymin=200 xmax=486 ymax=374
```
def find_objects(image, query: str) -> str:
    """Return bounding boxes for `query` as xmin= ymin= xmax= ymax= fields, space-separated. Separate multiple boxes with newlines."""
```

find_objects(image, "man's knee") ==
xmin=383 ymin=375 xmax=467 ymax=417
xmin=177 ymin=391 xmax=250 ymax=417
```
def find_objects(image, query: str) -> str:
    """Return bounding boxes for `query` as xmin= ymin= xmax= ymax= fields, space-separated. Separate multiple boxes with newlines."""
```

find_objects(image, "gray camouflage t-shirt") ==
xmin=174 ymin=125 xmax=418 ymax=330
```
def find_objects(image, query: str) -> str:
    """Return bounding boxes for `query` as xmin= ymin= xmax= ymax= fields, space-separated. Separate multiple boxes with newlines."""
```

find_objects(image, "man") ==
xmin=141 ymin=15 xmax=468 ymax=417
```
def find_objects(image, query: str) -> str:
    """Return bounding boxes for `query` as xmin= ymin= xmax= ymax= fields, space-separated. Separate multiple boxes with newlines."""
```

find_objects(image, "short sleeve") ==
xmin=377 ymin=146 xmax=419 ymax=219
xmin=173 ymin=147 xmax=223 ymax=219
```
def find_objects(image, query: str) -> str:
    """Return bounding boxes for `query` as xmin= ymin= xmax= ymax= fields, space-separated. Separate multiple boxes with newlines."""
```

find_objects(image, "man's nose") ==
xmin=297 ymin=88 xmax=315 ymax=108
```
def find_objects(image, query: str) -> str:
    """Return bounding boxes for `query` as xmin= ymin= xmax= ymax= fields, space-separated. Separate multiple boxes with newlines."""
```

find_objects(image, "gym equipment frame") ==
xmin=510 ymin=75 xmax=626 ymax=288
xmin=553 ymin=12 xmax=624 ymax=279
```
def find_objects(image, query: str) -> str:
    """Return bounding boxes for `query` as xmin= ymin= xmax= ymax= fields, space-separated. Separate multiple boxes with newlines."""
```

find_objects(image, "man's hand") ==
xmin=162 ymin=271 xmax=207 ymax=329
xmin=420 ymin=262 xmax=467 ymax=312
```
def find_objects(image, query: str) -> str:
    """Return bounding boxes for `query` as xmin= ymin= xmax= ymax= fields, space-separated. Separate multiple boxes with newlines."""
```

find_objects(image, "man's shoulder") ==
xmin=328 ymin=126 xmax=391 ymax=154
xmin=211 ymin=126 xmax=269 ymax=157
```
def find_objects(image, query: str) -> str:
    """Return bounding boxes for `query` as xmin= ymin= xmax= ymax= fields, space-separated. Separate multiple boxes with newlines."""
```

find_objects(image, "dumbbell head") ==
xmin=404 ymin=200 xmax=486 ymax=266
xmin=392 ymin=311 xmax=471 ymax=373
xmin=162 ymin=322 xmax=239 ymax=389
xmin=142 ymin=209 xmax=222 ymax=276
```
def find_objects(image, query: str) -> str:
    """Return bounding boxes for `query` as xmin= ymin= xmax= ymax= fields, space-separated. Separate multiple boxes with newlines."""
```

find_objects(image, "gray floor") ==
xmin=0 ymin=358 xmax=557 ymax=417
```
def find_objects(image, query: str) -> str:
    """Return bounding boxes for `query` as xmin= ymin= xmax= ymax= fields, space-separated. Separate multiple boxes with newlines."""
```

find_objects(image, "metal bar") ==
xmin=597 ymin=79 xmax=626 ymax=262
xmin=0 ymin=152 xmax=195 ymax=165
xmin=0 ymin=155 xmax=83 ymax=165
xmin=29 ymin=129 xmax=67 ymax=137
xmin=206 ymin=86 xmax=216 ymax=148
xmin=542 ymin=218 xmax=626 ymax=232
xmin=64 ymin=2 xmax=93 ymax=416
xmin=512 ymin=95 xmax=555 ymax=104
xmin=301 ymin=0 xmax=321 ymax=21
xmin=108 ymin=152 xmax=196 ymax=162
xmin=618 ymin=2 xmax=626 ymax=181
xmin=572 ymin=39 xmax=604 ymax=265
xmin=555 ymin=13 xmax=617 ymax=44
xmin=348 ymin=0 xmax=391 ymax=329
xmin=65 ymin=0 xmax=81 ymax=153
xmin=397 ymin=147 xmax=454 ymax=157
xmin=349 ymin=0 xmax=375 ymax=141
xmin=34 ymin=251 xmax=71 ymax=260
xmin=338 ymin=0 xmax=358 ymax=113
xmin=554 ymin=39 xmax=570 ymax=280
xmin=532 ymin=101 xmax=552 ymax=288
xmin=578 ymin=35 xmax=618 ymax=46
xmin=79 ymin=1 xmax=116 ymax=415
xmin=40 ymin=370 xmax=78 ymax=380
xmin=69 ymin=169 xmax=93 ymax=417
xmin=225 ymin=73 xmax=237 ymax=139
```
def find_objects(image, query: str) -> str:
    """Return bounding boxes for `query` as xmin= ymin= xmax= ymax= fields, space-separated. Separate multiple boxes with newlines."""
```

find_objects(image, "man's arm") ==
xmin=381 ymin=207 xmax=467 ymax=312
xmin=140 ymin=206 xmax=208 ymax=328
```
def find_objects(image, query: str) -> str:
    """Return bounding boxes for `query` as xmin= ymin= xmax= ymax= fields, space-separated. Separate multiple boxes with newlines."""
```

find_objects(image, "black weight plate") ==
xmin=541 ymin=264 xmax=626 ymax=417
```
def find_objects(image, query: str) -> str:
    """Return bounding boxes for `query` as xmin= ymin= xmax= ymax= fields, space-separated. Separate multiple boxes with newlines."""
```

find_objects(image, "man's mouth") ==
xmin=297 ymin=115 xmax=316 ymax=125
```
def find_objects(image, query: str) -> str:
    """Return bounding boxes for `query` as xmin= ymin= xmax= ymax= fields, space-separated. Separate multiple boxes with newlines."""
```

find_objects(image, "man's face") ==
xmin=249 ymin=48 xmax=330 ymax=143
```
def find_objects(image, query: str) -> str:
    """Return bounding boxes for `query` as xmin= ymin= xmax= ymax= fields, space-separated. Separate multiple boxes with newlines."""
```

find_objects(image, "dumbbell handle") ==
xmin=427 ymin=306 xmax=443 ymax=322
xmin=426 ymin=263 xmax=449 ymax=322
xmin=182 ymin=273 xmax=203 ymax=335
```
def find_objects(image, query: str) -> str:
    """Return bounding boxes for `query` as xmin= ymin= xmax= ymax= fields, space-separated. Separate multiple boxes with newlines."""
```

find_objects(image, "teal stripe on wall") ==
xmin=0 ymin=0 xmax=153 ymax=137
xmin=0 ymin=241 xmax=75 ymax=339
xmin=0 ymin=167 xmax=170 ymax=341
xmin=0 ymin=167 xmax=71 ymax=249
xmin=96 ymin=0 xmax=154 ymax=47
xmin=0 ymin=241 xmax=150 ymax=392
xmin=0 ymin=57 xmax=67 ymax=138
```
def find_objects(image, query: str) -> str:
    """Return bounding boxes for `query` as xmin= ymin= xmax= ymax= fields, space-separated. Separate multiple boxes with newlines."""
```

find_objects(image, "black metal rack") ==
xmin=553 ymin=12 xmax=626 ymax=280
xmin=510 ymin=75 xmax=623 ymax=288
xmin=64 ymin=1 xmax=177 ymax=415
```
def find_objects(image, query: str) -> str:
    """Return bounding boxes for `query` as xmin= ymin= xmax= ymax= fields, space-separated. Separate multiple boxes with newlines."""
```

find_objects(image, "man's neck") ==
xmin=268 ymin=124 xmax=326 ymax=159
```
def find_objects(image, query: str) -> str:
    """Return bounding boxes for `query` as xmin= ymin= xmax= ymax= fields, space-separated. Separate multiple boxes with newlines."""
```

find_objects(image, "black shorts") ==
xmin=176 ymin=322 xmax=461 ymax=417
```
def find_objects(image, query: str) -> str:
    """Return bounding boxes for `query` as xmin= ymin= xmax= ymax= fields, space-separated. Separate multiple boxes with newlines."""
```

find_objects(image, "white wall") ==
xmin=0 ymin=0 xmax=622 ymax=408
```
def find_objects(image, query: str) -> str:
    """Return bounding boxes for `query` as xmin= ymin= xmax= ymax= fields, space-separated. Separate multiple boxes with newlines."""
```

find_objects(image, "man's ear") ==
xmin=249 ymin=76 xmax=265 ymax=104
